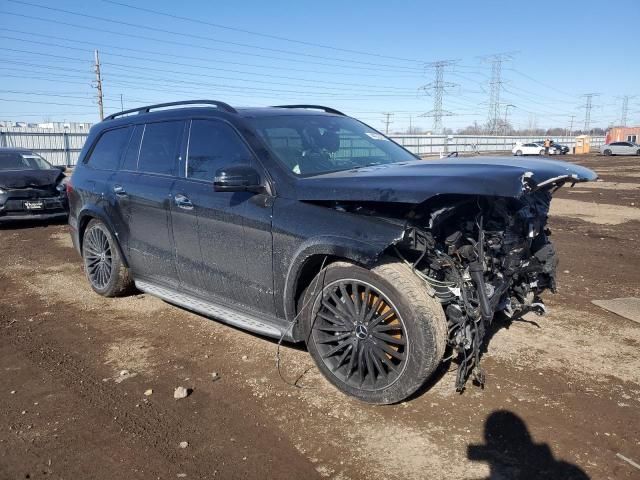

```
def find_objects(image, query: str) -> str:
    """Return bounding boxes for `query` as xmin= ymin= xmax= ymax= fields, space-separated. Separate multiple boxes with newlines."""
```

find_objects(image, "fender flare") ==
xmin=282 ymin=232 xmax=404 ymax=326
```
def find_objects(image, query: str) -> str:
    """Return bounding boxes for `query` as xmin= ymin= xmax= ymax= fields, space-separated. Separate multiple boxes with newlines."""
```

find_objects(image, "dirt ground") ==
xmin=1 ymin=154 xmax=639 ymax=480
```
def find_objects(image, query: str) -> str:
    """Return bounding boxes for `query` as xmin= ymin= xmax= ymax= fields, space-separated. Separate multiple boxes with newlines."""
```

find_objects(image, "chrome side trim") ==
xmin=135 ymin=279 xmax=292 ymax=340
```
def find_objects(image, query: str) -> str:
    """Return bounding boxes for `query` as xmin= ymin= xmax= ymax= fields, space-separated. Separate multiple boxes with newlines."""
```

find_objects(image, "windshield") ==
xmin=0 ymin=152 xmax=53 ymax=171
xmin=248 ymin=115 xmax=417 ymax=176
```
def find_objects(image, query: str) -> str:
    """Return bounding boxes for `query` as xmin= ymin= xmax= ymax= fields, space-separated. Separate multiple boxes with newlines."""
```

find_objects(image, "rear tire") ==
xmin=515 ymin=150 xmax=523 ymax=156
xmin=636 ymin=149 xmax=640 ymax=156
xmin=82 ymin=219 xmax=133 ymax=297
xmin=301 ymin=259 xmax=447 ymax=404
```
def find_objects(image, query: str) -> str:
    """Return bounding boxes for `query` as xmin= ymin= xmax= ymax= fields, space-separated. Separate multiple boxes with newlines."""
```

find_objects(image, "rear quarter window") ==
xmin=86 ymin=127 xmax=132 ymax=170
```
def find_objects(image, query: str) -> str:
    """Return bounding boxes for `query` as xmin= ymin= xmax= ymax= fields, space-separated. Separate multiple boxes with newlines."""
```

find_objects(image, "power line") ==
xmin=0 ymin=35 xmax=420 ymax=93
xmin=0 ymin=28 xmax=423 ymax=79
xmin=5 ymin=1 xmax=425 ymax=71
xmin=1 ymin=11 xmax=423 ymax=75
xmin=420 ymin=60 xmax=458 ymax=133
xmin=101 ymin=0 xmax=424 ymax=63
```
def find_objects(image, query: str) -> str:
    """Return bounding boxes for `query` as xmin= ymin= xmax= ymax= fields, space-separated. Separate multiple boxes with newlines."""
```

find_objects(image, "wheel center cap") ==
xmin=354 ymin=323 xmax=368 ymax=340
xmin=100 ymin=252 xmax=106 ymax=262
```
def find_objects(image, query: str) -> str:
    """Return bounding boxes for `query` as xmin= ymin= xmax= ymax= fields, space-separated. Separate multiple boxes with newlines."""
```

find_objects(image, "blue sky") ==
xmin=1 ymin=0 xmax=638 ymax=131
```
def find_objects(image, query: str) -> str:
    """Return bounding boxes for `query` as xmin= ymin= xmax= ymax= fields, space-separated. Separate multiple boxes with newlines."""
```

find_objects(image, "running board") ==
xmin=135 ymin=280 xmax=293 ymax=341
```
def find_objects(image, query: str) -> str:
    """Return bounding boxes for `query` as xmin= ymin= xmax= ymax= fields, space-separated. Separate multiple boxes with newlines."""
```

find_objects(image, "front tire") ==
xmin=515 ymin=150 xmax=523 ymax=156
xmin=82 ymin=219 xmax=133 ymax=297
xmin=603 ymin=149 xmax=612 ymax=156
xmin=301 ymin=259 xmax=447 ymax=404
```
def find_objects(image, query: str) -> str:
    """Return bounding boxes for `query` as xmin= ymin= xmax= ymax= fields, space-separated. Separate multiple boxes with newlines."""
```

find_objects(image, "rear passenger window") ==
xmin=138 ymin=121 xmax=183 ymax=176
xmin=86 ymin=127 xmax=131 ymax=170
xmin=187 ymin=120 xmax=253 ymax=181
xmin=121 ymin=125 xmax=143 ymax=171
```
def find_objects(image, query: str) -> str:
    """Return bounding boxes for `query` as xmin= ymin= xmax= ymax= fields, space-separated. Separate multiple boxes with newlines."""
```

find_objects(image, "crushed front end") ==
xmin=395 ymin=189 xmax=561 ymax=391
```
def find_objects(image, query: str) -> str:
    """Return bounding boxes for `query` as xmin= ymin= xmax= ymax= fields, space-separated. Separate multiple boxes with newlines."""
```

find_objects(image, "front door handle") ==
xmin=174 ymin=194 xmax=194 ymax=210
xmin=113 ymin=184 xmax=127 ymax=196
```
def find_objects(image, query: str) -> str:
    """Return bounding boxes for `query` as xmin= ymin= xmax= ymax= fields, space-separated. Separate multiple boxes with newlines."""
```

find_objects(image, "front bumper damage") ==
xmin=391 ymin=170 xmax=596 ymax=391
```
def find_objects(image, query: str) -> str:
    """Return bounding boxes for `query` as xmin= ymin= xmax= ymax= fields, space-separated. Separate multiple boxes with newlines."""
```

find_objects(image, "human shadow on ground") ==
xmin=468 ymin=410 xmax=589 ymax=479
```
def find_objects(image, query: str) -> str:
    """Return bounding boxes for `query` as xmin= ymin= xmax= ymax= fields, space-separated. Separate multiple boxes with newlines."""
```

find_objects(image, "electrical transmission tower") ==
xmin=480 ymin=52 xmax=515 ymax=134
xmin=419 ymin=60 xmax=458 ymax=134
xmin=619 ymin=95 xmax=636 ymax=126
xmin=580 ymin=93 xmax=599 ymax=133
xmin=381 ymin=112 xmax=393 ymax=134
xmin=93 ymin=49 xmax=104 ymax=120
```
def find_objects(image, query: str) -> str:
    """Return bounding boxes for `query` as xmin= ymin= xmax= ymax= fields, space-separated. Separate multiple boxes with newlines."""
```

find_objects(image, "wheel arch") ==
xmin=283 ymin=235 xmax=403 ymax=339
xmin=77 ymin=207 xmax=129 ymax=268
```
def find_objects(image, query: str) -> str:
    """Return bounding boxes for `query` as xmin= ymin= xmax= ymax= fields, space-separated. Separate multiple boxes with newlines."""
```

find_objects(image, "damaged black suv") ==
xmin=68 ymin=101 xmax=596 ymax=404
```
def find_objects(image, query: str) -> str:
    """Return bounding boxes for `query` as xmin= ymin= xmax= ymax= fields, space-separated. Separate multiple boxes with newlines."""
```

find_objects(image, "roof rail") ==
xmin=105 ymin=100 xmax=237 ymax=120
xmin=271 ymin=105 xmax=345 ymax=116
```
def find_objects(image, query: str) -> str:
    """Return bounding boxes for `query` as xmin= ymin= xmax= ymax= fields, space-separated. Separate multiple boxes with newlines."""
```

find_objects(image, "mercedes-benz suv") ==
xmin=68 ymin=101 xmax=597 ymax=404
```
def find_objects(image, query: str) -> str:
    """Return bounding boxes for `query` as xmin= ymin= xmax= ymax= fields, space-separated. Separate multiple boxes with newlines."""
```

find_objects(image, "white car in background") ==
xmin=532 ymin=142 xmax=561 ymax=155
xmin=512 ymin=143 xmax=545 ymax=156
xmin=599 ymin=142 xmax=640 ymax=156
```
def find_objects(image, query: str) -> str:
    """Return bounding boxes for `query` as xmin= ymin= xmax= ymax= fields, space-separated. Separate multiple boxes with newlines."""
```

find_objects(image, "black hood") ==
xmin=0 ymin=169 xmax=64 ymax=189
xmin=295 ymin=156 xmax=597 ymax=204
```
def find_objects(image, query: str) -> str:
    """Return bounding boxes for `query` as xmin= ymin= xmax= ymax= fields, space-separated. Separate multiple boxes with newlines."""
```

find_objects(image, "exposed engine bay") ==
xmin=328 ymin=187 xmax=561 ymax=391
xmin=395 ymin=191 xmax=558 ymax=390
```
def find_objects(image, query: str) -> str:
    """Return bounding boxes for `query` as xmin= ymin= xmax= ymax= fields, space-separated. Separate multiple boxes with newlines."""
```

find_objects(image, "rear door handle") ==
xmin=174 ymin=194 xmax=194 ymax=210
xmin=113 ymin=185 xmax=127 ymax=196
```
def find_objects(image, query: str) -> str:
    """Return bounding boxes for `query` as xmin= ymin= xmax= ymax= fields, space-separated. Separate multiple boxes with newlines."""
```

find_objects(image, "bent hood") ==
xmin=0 ymin=169 xmax=63 ymax=189
xmin=295 ymin=156 xmax=597 ymax=204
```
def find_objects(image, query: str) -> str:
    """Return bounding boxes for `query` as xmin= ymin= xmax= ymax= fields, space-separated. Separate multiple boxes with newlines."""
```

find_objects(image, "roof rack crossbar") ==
xmin=271 ymin=105 xmax=345 ymax=116
xmin=105 ymin=100 xmax=237 ymax=120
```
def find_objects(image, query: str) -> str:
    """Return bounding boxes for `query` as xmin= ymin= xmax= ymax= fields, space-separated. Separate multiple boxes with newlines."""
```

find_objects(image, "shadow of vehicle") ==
xmin=468 ymin=410 xmax=589 ymax=479
xmin=0 ymin=217 xmax=68 ymax=230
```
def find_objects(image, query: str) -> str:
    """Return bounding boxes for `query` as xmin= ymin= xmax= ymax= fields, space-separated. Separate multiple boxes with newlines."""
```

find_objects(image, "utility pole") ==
xmin=480 ymin=52 xmax=515 ymax=135
xmin=120 ymin=93 xmax=124 ymax=112
xmin=503 ymin=104 xmax=515 ymax=134
xmin=382 ymin=112 xmax=393 ymax=135
xmin=408 ymin=115 xmax=413 ymax=134
xmin=419 ymin=59 xmax=458 ymax=134
xmin=580 ymin=93 xmax=599 ymax=133
xmin=94 ymin=49 xmax=104 ymax=121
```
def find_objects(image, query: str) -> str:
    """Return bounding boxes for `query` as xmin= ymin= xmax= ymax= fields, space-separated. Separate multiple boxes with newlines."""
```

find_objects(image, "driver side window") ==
xmin=187 ymin=119 xmax=253 ymax=181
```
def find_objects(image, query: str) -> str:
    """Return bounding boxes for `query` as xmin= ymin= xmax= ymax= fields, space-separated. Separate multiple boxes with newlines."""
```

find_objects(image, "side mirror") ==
xmin=214 ymin=165 xmax=263 ymax=193
xmin=55 ymin=165 xmax=66 ymax=172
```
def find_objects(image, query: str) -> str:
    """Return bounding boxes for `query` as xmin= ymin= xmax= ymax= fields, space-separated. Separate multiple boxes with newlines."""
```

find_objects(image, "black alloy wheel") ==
xmin=82 ymin=219 xmax=133 ymax=297
xmin=84 ymin=226 xmax=113 ymax=290
xmin=311 ymin=279 xmax=408 ymax=391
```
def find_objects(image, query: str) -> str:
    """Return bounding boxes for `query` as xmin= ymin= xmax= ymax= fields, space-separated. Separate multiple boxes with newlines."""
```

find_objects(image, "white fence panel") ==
xmin=0 ymin=125 xmax=606 ymax=166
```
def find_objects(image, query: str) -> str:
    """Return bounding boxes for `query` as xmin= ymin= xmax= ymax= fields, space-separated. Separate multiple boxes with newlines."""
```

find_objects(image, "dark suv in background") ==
xmin=68 ymin=100 xmax=596 ymax=403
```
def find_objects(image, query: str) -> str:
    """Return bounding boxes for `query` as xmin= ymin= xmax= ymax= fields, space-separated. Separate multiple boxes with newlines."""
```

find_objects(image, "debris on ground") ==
xmin=211 ymin=372 xmax=219 ymax=382
xmin=144 ymin=389 xmax=153 ymax=396
xmin=179 ymin=441 xmax=189 ymax=449
xmin=173 ymin=386 xmax=191 ymax=399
